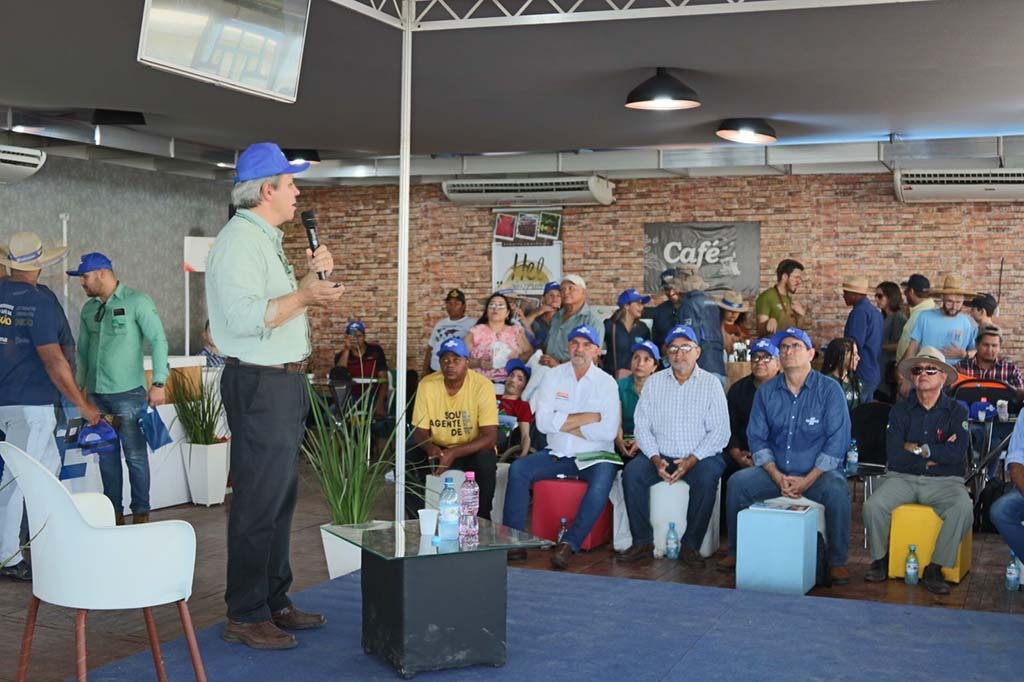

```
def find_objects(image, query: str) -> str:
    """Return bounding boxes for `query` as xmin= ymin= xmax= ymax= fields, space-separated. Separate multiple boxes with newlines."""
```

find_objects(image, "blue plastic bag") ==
xmin=79 ymin=420 xmax=120 ymax=456
xmin=139 ymin=406 xmax=173 ymax=451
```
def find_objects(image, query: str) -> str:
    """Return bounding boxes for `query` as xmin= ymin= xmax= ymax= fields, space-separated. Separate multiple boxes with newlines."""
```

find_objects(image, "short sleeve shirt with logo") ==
xmin=412 ymin=370 xmax=499 ymax=448
xmin=0 ymin=280 xmax=60 ymax=406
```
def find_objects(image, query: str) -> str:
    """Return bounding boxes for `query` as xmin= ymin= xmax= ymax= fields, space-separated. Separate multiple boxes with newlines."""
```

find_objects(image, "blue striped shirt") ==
xmin=634 ymin=366 xmax=730 ymax=461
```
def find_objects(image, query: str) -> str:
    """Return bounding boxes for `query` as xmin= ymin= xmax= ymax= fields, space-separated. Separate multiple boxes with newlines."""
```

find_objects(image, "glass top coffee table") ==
xmin=322 ymin=519 xmax=548 ymax=678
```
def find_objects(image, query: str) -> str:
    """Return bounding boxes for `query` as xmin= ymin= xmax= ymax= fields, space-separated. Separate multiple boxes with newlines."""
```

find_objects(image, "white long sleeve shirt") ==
xmin=534 ymin=361 xmax=621 ymax=458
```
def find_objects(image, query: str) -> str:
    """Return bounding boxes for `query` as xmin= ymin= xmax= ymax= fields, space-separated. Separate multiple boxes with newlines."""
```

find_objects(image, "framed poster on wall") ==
xmin=643 ymin=222 xmax=760 ymax=299
xmin=492 ymin=241 xmax=562 ymax=295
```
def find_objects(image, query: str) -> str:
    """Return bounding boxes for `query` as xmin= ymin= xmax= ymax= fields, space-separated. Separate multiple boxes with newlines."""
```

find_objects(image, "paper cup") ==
xmin=418 ymin=508 xmax=439 ymax=536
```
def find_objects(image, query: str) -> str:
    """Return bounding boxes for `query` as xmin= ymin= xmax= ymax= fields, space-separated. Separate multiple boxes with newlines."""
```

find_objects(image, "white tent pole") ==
xmin=394 ymin=0 xmax=413 ymax=523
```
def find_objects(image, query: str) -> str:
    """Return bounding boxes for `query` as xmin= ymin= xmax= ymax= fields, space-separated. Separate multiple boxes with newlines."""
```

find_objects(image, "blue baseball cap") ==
xmin=630 ymin=340 xmax=661 ymax=362
xmin=750 ymin=337 xmax=780 ymax=359
xmin=234 ymin=142 xmax=310 ymax=184
xmin=505 ymin=358 xmax=531 ymax=380
xmin=665 ymin=325 xmax=698 ymax=346
xmin=617 ymin=288 xmax=652 ymax=308
xmin=543 ymin=281 xmax=561 ymax=294
xmin=770 ymin=327 xmax=813 ymax=350
xmin=79 ymin=420 xmax=119 ymax=456
xmin=345 ymin=321 xmax=365 ymax=335
xmin=567 ymin=324 xmax=600 ymax=346
xmin=436 ymin=337 xmax=470 ymax=359
xmin=66 ymin=252 xmax=113 ymax=276
xmin=660 ymin=268 xmax=677 ymax=287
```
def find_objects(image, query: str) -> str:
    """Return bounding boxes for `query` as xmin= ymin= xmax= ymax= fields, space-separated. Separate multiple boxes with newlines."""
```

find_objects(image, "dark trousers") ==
xmin=407 ymin=444 xmax=497 ymax=521
xmin=221 ymin=364 xmax=309 ymax=623
xmin=622 ymin=454 xmax=726 ymax=549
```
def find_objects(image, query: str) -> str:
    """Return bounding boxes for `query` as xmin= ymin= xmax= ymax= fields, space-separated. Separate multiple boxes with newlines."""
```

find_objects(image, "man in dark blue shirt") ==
xmin=674 ymin=267 xmax=725 ymax=380
xmin=842 ymin=276 xmax=884 ymax=401
xmin=719 ymin=327 xmax=853 ymax=584
xmin=645 ymin=268 xmax=684 ymax=350
xmin=863 ymin=347 xmax=971 ymax=594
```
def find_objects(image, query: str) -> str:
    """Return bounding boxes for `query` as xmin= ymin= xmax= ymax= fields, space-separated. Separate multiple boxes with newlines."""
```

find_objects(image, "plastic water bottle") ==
xmin=438 ymin=477 xmax=459 ymax=540
xmin=1007 ymin=551 xmax=1021 ymax=592
xmin=458 ymin=471 xmax=480 ymax=539
xmin=845 ymin=439 xmax=859 ymax=475
xmin=666 ymin=522 xmax=680 ymax=560
xmin=905 ymin=544 xmax=919 ymax=586
xmin=556 ymin=517 xmax=569 ymax=543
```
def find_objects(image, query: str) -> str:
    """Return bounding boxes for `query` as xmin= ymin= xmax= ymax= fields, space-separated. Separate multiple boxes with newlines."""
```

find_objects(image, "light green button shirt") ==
xmin=76 ymin=283 xmax=169 ymax=394
xmin=205 ymin=209 xmax=310 ymax=365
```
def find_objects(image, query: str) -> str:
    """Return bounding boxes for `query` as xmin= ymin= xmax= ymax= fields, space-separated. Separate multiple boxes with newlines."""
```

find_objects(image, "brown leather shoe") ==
xmin=222 ymin=620 xmax=297 ymax=650
xmin=507 ymin=549 xmax=528 ymax=562
xmin=272 ymin=605 xmax=326 ymax=630
xmin=617 ymin=543 xmax=654 ymax=563
xmin=716 ymin=555 xmax=736 ymax=573
xmin=550 ymin=542 xmax=572 ymax=570
xmin=830 ymin=566 xmax=851 ymax=585
xmin=680 ymin=547 xmax=707 ymax=568
xmin=114 ymin=512 xmax=124 ymax=526
xmin=132 ymin=513 xmax=150 ymax=525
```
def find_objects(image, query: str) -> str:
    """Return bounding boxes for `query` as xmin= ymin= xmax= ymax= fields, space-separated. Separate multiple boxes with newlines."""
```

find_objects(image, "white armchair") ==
xmin=0 ymin=442 xmax=206 ymax=682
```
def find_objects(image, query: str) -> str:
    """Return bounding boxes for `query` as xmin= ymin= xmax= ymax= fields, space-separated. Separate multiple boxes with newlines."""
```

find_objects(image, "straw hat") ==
xmin=841 ymin=276 xmax=871 ymax=296
xmin=669 ymin=265 xmax=705 ymax=293
xmin=716 ymin=290 xmax=748 ymax=312
xmin=931 ymin=274 xmax=975 ymax=297
xmin=897 ymin=345 xmax=958 ymax=386
xmin=1 ymin=232 xmax=68 ymax=271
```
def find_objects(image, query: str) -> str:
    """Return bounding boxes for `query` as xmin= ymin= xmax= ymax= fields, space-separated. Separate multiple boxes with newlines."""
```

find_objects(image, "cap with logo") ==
xmin=436 ymin=337 xmax=470 ymax=359
xmin=67 ymin=252 xmax=114 ymax=276
xmin=78 ymin=420 xmax=120 ymax=456
xmin=630 ymin=340 xmax=661 ymax=362
xmin=445 ymin=288 xmax=466 ymax=303
xmin=750 ymin=338 xmax=780 ymax=359
xmin=543 ymin=281 xmax=561 ymax=295
xmin=345 ymin=321 xmax=365 ymax=335
xmin=665 ymin=325 xmax=698 ymax=346
xmin=234 ymin=142 xmax=310 ymax=183
xmin=504 ymin=358 xmax=532 ymax=380
xmin=617 ymin=288 xmax=651 ymax=308
xmin=769 ymin=327 xmax=813 ymax=350
xmin=567 ymin=324 xmax=600 ymax=346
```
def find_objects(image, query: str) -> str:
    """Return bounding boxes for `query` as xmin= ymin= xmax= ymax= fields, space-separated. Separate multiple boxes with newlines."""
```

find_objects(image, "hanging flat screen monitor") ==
xmin=138 ymin=0 xmax=311 ymax=103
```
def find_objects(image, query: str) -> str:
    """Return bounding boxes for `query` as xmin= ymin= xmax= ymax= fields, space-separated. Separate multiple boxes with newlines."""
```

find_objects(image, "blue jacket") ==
xmin=677 ymin=290 xmax=725 ymax=376
xmin=844 ymin=296 xmax=884 ymax=387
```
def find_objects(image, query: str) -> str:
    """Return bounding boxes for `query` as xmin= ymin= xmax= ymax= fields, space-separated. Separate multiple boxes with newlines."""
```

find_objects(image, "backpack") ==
xmin=815 ymin=532 xmax=832 ymax=588
xmin=975 ymin=478 xmax=1009 ymax=533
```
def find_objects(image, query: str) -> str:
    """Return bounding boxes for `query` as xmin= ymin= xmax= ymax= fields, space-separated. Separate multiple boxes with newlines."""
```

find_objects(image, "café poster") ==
xmin=643 ymin=222 xmax=760 ymax=298
xmin=492 ymin=242 xmax=562 ymax=295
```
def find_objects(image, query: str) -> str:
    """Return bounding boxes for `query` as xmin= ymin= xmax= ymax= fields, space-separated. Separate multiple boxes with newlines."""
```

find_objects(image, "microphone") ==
xmin=301 ymin=210 xmax=326 ymax=280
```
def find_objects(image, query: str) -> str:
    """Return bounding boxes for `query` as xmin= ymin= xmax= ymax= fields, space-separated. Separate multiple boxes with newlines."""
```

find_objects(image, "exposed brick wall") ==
xmin=282 ymin=174 xmax=1024 ymax=376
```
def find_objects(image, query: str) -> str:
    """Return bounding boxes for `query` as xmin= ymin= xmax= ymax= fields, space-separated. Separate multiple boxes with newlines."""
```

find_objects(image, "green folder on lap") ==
xmin=574 ymin=451 xmax=623 ymax=470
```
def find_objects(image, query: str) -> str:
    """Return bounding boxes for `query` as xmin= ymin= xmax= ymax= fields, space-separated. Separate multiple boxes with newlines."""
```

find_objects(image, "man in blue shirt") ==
xmin=842 ymin=276 xmax=884 ymax=402
xmin=674 ymin=267 xmax=726 ymax=381
xmin=902 ymin=274 xmax=976 ymax=364
xmin=645 ymin=268 xmax=684 ymax=350
xmin=991 ymin=418 xmax=1024 ymax=563
xmin=0 ymin=232 xmax=100 ymax=581
xmin=718 ymin=327 xmax=852 ymax=584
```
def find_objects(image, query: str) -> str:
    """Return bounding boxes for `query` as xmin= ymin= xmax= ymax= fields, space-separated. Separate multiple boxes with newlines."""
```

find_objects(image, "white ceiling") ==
xmin=2 ymin=0 xmax=1024 ymax=160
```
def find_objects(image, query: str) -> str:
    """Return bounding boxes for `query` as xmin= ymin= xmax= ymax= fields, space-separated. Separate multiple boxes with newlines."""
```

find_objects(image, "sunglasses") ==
xmin=751 ymin=355 xmax=776 ymax=364
xmin=910 ymin=366 xmax=942 ymax=376
xmin=487 ymin=303 xmax=508 ymax=310
xmin=667 ymin=344 xmax=696 ymax=354
xmin=94 ymin=302 xmax=106 ymax=323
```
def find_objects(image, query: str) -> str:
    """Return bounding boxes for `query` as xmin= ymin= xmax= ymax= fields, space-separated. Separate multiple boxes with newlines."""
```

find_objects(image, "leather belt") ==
xmin=225 ymin=357 xmax=309 ymax=374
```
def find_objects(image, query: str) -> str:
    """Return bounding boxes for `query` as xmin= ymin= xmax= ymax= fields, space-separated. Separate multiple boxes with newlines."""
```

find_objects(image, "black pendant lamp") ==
xmin=624 ymin=68 xmax=701 ymax=111
xmin=716 ymin=118 xmax=777 ymax=144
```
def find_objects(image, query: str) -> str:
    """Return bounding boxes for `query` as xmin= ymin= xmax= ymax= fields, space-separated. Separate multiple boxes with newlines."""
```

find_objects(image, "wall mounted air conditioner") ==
xmin=442 ymin=176 xmax=615 ymax=207
xmin=0 ymin=145 xmax=46 ymax=184
xmin=894 ymin=169 xmax=1024 ymax=202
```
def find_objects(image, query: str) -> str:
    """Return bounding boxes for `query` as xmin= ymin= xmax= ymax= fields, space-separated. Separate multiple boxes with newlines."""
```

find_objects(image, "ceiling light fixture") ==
xmin=624 ymin=68 xmax=700 ymax=111
xmin=716 ymin=118 xmax=777 ymax=144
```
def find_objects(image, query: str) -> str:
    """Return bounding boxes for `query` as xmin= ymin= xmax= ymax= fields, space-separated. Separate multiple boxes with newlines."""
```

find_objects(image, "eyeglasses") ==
xmin=667 ymin=344 xmax=696 ymax=354
xmin=94 ymin=302 xmax=106 ymax=323
xmin=778 ymin=343 xmax=806 ymax=354
xmin=487 ymin=303 xmax=507 ymax=310
xmin=910 ymin=366 xmax=942 ymax=377
xmin=751 ymin=355 xmax=776 ymax=364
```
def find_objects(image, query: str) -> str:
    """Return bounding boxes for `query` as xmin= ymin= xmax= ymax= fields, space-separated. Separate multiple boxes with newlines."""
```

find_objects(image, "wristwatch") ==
xmin=152 ymin=382 xmax=165 ymax=388
xmin=912 ymin=446 xmax=923 ymax=457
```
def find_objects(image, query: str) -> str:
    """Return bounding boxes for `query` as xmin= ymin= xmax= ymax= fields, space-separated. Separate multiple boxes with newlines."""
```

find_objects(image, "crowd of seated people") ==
xmin=328 ymin=263 xmax=1024 ymax=586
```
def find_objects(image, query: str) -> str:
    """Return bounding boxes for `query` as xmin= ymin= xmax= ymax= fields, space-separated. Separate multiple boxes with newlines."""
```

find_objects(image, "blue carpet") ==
xmin=92 ymin=569 xmax=1021 ymax=681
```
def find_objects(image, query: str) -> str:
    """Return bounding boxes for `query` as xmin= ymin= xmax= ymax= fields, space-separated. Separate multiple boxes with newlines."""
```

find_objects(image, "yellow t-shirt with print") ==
xmin=412 ymin=370 xmax=499 ymax=448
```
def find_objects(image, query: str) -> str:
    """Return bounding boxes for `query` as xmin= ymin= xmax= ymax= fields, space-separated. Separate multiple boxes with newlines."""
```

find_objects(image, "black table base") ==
xmin=361 ymin=548 xmax=507 ymax=678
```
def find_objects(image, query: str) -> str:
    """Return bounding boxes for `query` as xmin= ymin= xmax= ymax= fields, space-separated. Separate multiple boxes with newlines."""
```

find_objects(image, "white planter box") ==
xmin=320 ymin=526 xmax=363 ymax=579
xmin=181 ymin=441 xmax=230 ymax=506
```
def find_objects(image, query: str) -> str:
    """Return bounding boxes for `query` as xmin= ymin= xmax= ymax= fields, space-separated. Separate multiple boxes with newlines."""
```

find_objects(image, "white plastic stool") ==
xmin=608 ymin=470 xmax=632 ymax=552
xmin=491 ymin=463 xmax=510 ymax=524
xmin=650 ymin=480 xmax=721 ymax=558
xmin=424 ymin=470 xmax=467 ymax=510
xmin=763 ymin=496 xmax=826 ymax=536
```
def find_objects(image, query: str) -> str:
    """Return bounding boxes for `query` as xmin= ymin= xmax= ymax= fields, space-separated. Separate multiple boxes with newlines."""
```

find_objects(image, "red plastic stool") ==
xmin=531 ymin=479 xmax=612 ymax=550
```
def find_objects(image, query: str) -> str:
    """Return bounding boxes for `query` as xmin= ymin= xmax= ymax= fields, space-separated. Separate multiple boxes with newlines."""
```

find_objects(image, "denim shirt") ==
xmin=747 ymin=369 xmax=850 ymax=475
xmin=677 ymin=290 xmax=725 ymax=376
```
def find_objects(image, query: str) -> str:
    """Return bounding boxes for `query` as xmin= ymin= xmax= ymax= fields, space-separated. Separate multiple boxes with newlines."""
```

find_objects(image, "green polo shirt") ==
xmin=205 ymin=209 xmax=310 ymax=365
xmin=76 ymin=283 xmax=169 ymax=394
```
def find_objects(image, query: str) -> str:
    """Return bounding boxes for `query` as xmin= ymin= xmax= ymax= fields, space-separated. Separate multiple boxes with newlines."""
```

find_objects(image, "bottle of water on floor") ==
xmin=845 ymin=439 xmax=859 ymax=475
xmin=905 ymin=544 xmax=919 ymax=586
xmin=666 ymin=522 xmax=680 ymax=560
xmin=438 ymin=477 xmax=459 ymax=541
xmin=459 ymin=471 xmax=479 ymax=539
xmin=557 ymin=517 xmax=569 ymax=543
xmin=1007 ymin=551 xmax=1021 ymax=592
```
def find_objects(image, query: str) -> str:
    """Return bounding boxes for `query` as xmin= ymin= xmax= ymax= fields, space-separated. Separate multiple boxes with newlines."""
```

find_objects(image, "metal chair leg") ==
xmin=143 ymin=607 xmax=168 ymax=682
xmin=74 ymin=609 xmax=88 ymax=682
xmin=16 ymin=595 xmax=40 ymax=682
xmin=177 ymin=600 xmax=208 ymax=682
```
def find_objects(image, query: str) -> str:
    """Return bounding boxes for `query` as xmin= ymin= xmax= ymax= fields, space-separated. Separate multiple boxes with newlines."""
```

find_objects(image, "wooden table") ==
xmin=726 ymin=361 xmax=751 ymax=391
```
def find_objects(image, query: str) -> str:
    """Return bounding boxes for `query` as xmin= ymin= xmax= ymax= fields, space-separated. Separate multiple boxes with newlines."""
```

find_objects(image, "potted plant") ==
xmin=172 ymin=372 xmax=230 ymax=506
xmin=304 ymin=385 xmax=408 ymax=578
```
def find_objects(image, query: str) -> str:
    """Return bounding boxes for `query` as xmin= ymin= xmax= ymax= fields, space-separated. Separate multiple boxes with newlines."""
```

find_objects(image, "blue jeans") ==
xmin=503 ymin=450 xmax=617 ymax=552
xmin=92 ymin=387 xmax=150 ymax=514
xmin=623 ymin=453 xmax=725 ymax=549
xmin=991 ymin=487 xmax=1024 ymax=560
xmin=726 ymin=466 xmax=851 ymax=566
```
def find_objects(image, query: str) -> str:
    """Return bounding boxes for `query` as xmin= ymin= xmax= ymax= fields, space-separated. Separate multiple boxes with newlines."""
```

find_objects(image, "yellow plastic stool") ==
xmin=887 ymin=504 xmax=972 ymax=583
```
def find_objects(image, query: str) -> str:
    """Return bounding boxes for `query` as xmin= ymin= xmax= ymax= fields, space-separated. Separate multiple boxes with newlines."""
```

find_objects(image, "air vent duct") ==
xmin=442 ymin=176 xmax=615 ymax=206
xmin=894 ymin=169 xmax=1024 ymax=202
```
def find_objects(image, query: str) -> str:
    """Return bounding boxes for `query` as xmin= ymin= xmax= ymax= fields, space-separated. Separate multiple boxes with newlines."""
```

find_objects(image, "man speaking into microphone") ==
xmin=206 ymin=142 xmax=344 ymax=650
